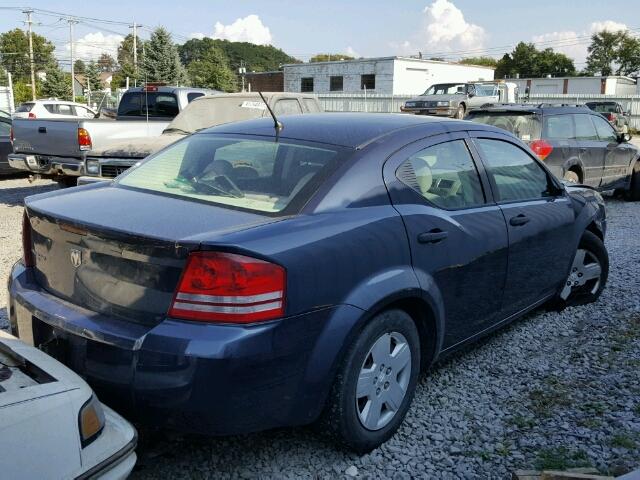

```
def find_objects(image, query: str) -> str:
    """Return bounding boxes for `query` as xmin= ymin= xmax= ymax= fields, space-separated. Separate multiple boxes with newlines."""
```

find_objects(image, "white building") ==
xmin=512 ymin=76 xmax=636 ymax=96
xmin=283 ymin=57 xmax=495 ymax=95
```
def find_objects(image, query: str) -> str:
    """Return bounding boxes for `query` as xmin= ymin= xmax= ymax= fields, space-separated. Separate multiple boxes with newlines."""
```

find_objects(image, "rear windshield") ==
xmin=466 ymin=111 xmax=541 ymax=142
xmin=117 ymin=135 xmax=345 ymax=214
xmin=587 ymin=103 xmax=617 ymax=113
xmin=15 ymin=103 xmax=34 ymax=113
xmin=117 ymin=92 xmax=179 ymax=118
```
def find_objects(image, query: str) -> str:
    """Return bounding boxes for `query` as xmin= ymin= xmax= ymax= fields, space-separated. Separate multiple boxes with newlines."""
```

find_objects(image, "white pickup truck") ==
xmin=8 ymin=85 xmax=216 ymax=186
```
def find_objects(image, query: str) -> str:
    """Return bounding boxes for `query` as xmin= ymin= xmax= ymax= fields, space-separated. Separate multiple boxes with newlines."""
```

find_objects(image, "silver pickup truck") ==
xmin=8 ymin=86 xmax=216 ymax=186
xmin=80 ymin=92 xmax=323 ymax=182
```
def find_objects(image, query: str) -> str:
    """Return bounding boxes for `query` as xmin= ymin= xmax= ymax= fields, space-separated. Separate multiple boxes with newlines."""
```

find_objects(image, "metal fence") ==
xmin=317 ymin=92 xmax=640 ymax=129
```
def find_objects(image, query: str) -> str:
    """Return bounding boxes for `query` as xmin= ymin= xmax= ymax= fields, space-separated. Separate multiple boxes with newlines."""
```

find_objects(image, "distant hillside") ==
xmin=178 ymin=38 xmax=299 ymax=73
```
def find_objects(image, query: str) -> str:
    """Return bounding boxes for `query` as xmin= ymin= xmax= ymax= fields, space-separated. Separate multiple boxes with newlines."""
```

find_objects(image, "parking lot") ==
xmin=1 ymin=174 xmax=638 ymax=479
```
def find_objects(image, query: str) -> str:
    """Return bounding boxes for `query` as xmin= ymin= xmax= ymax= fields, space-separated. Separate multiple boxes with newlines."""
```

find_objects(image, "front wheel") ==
xmin=320 ymin=309 xmax=420 ymax=453
xmin=624 ymin=160 xmax=640 ymax=201
xmin=455 ymin=104 xmax=465 ymax=119
xmin=553 ymin=231 xmax=608 ymax=309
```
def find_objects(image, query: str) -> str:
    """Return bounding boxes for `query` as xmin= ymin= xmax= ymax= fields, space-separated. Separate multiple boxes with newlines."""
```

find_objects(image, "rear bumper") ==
xmin=8 ymin=153 xmax=85 ymax=177
xmin=7 ymin=262 xmax=363 ymax=435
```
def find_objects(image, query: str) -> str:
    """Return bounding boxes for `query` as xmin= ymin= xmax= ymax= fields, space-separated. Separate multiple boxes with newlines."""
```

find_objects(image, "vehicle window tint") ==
xmin=573 ymin=114 xmax=598 ymax=140
xmin=543 ymin=115 xmax=574 ymax=139
xmin=117 ymin=92 xmax=179 ymax=117
xmin=466 ymin=112 xmax=541 ymax=142
xmin=15 ymin=103 xmax=34 ymax=113
xmin=396 ymin=140 xmax=485 ymax=209
xmin=475 ymin=138 xmax=552 ymax=202
xmin=0 ymin=121 xmax=10 ymax=135
xmin=187 ymin=92 xmax=204 ymax=103
xmin=43 ymin=104 xmax=57 ymax=114
xmin=303 ymin=98 xmax=321 ymax=113
xmin=273 ymin=99 xmax=302 ymax=115
xmin=592 ymin=115 xmax=618 ymax=142
xmin=118 ymin=136 xmax=343 ymax=214
xmin=58 ymin=104 xmax=74 ymax=115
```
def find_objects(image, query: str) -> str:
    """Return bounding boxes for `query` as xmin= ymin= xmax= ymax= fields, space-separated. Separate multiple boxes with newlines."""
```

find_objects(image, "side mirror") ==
xmin=468 ymin=93 xmax=475 ymax=98
xmin=618 ymin=132 xmax=632 ymax=143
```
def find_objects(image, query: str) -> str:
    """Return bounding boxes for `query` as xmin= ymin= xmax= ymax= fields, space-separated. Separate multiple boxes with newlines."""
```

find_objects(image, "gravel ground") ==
xmin=1 ymin=176 xmax=639 ymax=479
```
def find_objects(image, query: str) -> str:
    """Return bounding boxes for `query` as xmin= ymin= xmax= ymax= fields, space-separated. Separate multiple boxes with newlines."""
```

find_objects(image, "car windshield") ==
xmin=587 ymin=103 xmax=618 ymax=113
xmin=117 ymin=135 xmax=345 ymax=214
xmin=474 ymin=84 xmax=498 ymax=96
xmin=466 ymin=111 xmax=542 ymax=142
xmin=423 ymin=84 xmax=466 ymax=95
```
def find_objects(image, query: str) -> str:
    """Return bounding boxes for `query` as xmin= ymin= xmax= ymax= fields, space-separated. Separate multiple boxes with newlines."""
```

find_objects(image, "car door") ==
xmin=591 ymin=113 xmax=635 ymax=189
xmin=384 ymin=132 xmax=509 ymax=348
xmin=471 ymin=133 xmax=576 ymax=316
xmin=572 ymin=113 xmax=603 ymax=187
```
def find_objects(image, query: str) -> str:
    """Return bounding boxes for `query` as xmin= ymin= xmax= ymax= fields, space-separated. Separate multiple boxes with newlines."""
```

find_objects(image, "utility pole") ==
xmin=23 ymin=9 xmax=36 ymax=101
xmin=68 ymin=18 xmax=78 ymax=102
xmin=130 ymin=22 xmax=139 ymax=87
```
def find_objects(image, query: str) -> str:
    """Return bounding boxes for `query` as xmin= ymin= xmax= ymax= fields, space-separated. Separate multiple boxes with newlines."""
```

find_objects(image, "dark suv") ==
xmin=466 ymin=104 xmax=640 ymax=200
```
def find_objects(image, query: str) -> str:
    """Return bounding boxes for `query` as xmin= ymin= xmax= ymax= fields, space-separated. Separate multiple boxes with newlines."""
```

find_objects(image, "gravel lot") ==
xmin=1 ymin=176 xmax=639 ymax=479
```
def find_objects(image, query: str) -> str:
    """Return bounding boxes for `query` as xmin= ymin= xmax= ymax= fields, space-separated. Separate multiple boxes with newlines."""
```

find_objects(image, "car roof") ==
xmin=124 ymin=86 xmax=218 ymax=94
xmin=469 ymin=103 xmax=593 ymax=115
xmin=201 ymin=113 xmax=496 ymax=148
xmin=32 ymin=99 xmax=91 ymax=106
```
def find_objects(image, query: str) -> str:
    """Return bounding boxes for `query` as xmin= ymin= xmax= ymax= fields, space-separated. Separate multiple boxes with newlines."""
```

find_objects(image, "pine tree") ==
xmin=84 ymin=61 xmax=102 ymax=93
xmin=141 ymin=27 xmax=186 ymax=85
xmin=74 ymin=59 xmax=86 ymax=74
xmin=41 ymin=66 xmax=72 ymax=100
xmin=186 ymin=48 xmax=236 ymax=91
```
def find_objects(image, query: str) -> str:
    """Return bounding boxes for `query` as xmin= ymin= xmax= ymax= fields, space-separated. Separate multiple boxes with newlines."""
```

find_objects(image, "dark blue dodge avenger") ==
xmin=8 ymin=113 xmax=608 ymax=452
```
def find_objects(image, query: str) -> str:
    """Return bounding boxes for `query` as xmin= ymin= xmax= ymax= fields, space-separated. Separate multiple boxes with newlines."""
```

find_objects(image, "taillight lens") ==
xmin=28 ymin=112 xmax=36 ymax=119
xmin=606 ymin=113 xmax=615 ymax=121
xmin=169 ymin=252 xmax=286 ymax=323
xmin=530 ymin=139 xmax=553 ymax=161
xmin=78 ymin=127 xmax=92 ymax=151
xmin=22 ymin=211 xmax=34 ymax=267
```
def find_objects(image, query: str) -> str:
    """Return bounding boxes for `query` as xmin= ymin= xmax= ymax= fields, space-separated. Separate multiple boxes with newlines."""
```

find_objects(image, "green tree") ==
xmin=41 ymin=66 xmax=72 ymax=100
xmin=187 ymin=48 xmax=236 ymax=91
xmin=84 ymin=61 xmax=102 ymax=92
xmin=97 ymin=53 xmax=116 ymax=72
xmin=0 ymin=28 xmax=56 ymax=81
xmin=586 ymin=30 xmax=640 ymax=76
xmin=309 ymin=53 xmax=355 ymax=62
xmin=459 ymin=56 xmax=498 ymax=68
xmin=13 ymin=80 xmax=41 ymax=105
xmin=112 ymin=33 xmax=145 ymax=87
xmin=495 ymin=42 xmax=575 ymax=78
xmin=141 ymin=27 xmax=186 ymax=85
xmin=74 ymin=59 xmax=86 ymax=74
xmin=616 ymin=34 xmax=640 ymax=75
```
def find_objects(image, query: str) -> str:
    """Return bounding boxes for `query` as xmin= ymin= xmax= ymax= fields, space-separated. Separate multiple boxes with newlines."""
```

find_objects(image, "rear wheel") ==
xmin=563 ymin=169 xmax=581 ymax=184
xmin=624 ymin=160 xmax=640 ymax=201
xmin=320 ymin=309 xmax=420 ymax=453
xmin=553 ymin=231 xmax=608 ymax=309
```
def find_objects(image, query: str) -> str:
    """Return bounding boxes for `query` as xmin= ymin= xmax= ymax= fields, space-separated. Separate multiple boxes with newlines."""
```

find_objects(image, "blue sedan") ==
xmin=8 ymin=113 xmax=608 ymax=452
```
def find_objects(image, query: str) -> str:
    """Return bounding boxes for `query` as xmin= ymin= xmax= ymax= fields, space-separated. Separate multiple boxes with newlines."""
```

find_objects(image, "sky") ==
xmin=1 ymin=0 xmax=639 ymax=69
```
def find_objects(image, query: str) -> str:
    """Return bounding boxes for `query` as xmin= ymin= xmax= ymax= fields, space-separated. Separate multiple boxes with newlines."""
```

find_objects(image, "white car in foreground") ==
xmin=0 ymin=330 xmax=136 ymax=479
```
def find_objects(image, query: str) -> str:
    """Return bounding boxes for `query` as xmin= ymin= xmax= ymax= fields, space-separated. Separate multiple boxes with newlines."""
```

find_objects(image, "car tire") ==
xmin=319 ymin=309 xmax=420 ymax=453
xmin=551 ymin=230 xmax=609 ymax=310
xmin=563 ymin=169 xmax=580 ymax=184
xmin=623 ymin=160 xmax=640 ymax=201
xmin=455 ymin=104 xmax=465 ymax=119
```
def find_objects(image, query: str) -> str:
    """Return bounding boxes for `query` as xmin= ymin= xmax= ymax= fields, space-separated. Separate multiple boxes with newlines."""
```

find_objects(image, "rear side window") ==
xmin=118 ymin=135 xmax=344 ymax=214
xmin=303 ymin=98 xmax=322 ymax=113
xmin=117 ymin=92 xmax=179 ymax=118
xmin=475 ymin=138 xmax=552 ymax=202
xmin=397 ymin=140 xmax=485 ymax=209
xmin=0 ymin=120 xmax=10 ymax=135
xmin=592 ymin=115 xmax=618 ymax=143
xmin=543 ymin=115 xmax=574 ymax=139
xmin=187 ymin=92 xmax=204 ymax=103
xmin=15 ymin=103 xmax=34 ymax=113
xmin=573 ymin=115 xmax=598 ymax=140
xmin=466 ymin=112 xmax=541 ymax=142
xmin=273 ymin=99 xmax=302 ymax=115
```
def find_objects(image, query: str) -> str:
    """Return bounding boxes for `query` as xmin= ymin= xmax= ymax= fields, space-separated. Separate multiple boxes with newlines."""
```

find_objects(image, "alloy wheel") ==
xmin=355 ymin=332 xmax=412 ymax=431
xmin=560 ymin=248 xmax=602 ymax=300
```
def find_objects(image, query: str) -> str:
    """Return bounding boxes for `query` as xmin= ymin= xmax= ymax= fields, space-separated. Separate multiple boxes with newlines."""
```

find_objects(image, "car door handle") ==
xmin=418 ymin=229 xmax=448 ymax=244
xmin=38 ymin=127 xmax=46 ymax=133
xmin=509 ymin=214 xmax=530 ymax=227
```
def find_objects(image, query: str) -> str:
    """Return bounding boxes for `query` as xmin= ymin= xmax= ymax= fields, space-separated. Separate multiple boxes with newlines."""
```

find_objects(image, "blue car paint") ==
xmin=7 ymin=114 xmax=606 ymax=435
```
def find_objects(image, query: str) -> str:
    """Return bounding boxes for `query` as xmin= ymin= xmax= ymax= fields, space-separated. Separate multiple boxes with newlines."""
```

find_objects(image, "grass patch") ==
xmin=534 ymin=447 xmax=592 ymax=470
xmin=509 ymin=414 xmax=537 ymax=430
xmin=634 ymin=404 xmax=640 ymax=416
xmin=580 ymin=401 xmax=607 ymax=416
xmin=528 ymin=377 xmax=571 ymax=417
xmin=610 ymin=434 xmax=636 ymax=450
xmin=577 ymin=417 xmax=602 ymax=429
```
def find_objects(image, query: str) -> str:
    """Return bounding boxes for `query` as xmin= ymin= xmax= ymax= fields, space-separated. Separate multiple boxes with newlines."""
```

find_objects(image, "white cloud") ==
xmin=533 ymin=20 xmax=629 ymax=65
xmin=345 ymin=46 xmax=360 ymax=58
xmin=394 ymin=0 xmax=486 ymax=56
xmin=213 ymin=15 xmax=272 ymax=45
xmin=66 ymin=32 xmax=124 ymax=62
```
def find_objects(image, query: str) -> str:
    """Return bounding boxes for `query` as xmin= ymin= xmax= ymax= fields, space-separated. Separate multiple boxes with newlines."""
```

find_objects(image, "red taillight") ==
xmin=28 ymin=112 xmax=36 ymax=119
xmin=606 ymin=113 xmax=615 ymax=121
xmin=168 ymin=252 xmax=286 ymax=323
xmin=143 ymin=85 xmax=158 ymax=92
xmin=78 ymin=127 xmax=92 ymax=151
xmin=530 ymin=139 xmax=553 ymax=161
xmin=22 ymin=211 xmax=34 ymax=267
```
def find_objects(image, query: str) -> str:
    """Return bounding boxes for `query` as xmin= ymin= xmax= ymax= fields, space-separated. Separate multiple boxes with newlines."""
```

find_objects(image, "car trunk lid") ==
xmin=25 ymin=183 xmax=277 ymax=325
